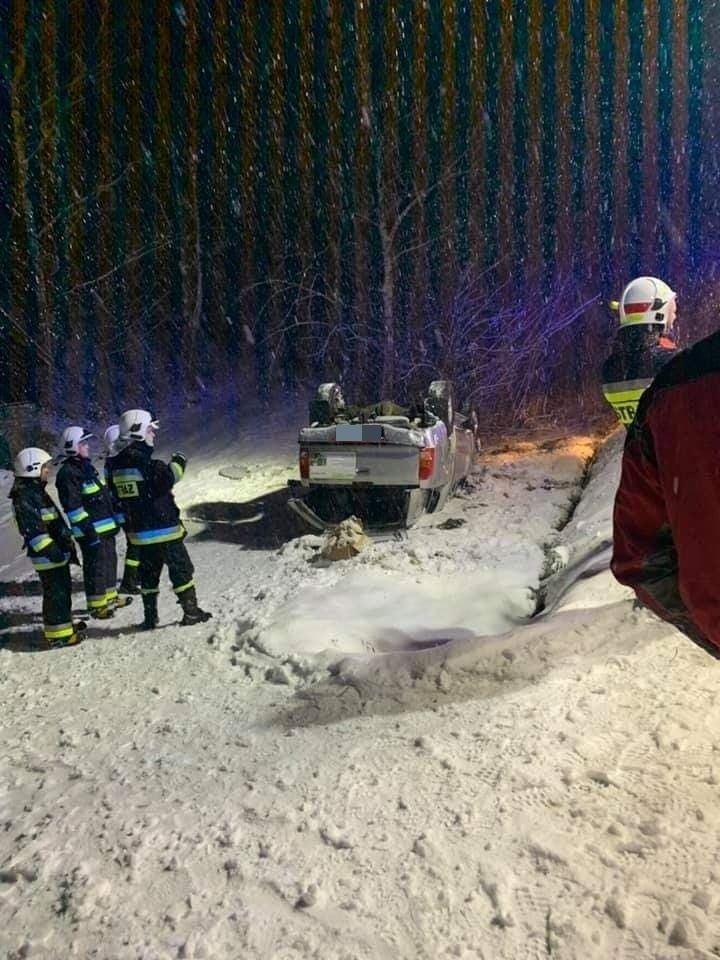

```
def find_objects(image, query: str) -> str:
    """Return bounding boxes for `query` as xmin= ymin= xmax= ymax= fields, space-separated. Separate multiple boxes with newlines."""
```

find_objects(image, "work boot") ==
xmin=47 ymin=631 xmax=83 ymax=649
xmin=91 ymin=604 xmax=114 ymax=620
xmin=112 ymin=595 xmax=134 ymax=610
xmin=178 ymin=587 xmax=212 ymax=627
xmin=74 ymin=619 xmax=88 ymax=634
xmin=141 ymin=594 xmax=159 ymax=631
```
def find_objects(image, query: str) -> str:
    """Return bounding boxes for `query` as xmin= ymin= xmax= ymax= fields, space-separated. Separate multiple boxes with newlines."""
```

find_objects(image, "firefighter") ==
xmin=56 ymin=426 xmax=132 ymax=619
xmin=103 ymin=425 xmax=140 ymax=595
xmin=601 ymin=276 xmax=678 ymax=428
xmin=611 ymin=325 xmax=720 ymax=652
xmin=9 ymin=448 xmax=85 ymax=647
xmin=109 ymin=409 xmax=211 ymax=629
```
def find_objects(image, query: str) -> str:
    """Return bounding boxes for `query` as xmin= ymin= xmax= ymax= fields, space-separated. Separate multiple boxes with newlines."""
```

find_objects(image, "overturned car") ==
xmin=287 ymin=381 xmax=479 ymax=530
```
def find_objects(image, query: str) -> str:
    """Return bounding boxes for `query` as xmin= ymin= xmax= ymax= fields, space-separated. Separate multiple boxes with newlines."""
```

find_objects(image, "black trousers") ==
xmin=103 ymin=536 xmax=120 ymax=600
xmin=38 ymin=564 xmax=73 ymax=641
xmin=80 ymin=536 xmax=117 ymax=610
xmin=138 ymin=539 xmax=194 ymax=596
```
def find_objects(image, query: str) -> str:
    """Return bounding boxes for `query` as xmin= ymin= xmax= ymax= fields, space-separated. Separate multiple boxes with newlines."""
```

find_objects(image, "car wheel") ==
xmin=468 ymin=407 xmax=481 ymax=451
xmin=317 ymin=382 xmax=345 ymax=418
xmin=426 ymin=381 xmax=455 ymax=431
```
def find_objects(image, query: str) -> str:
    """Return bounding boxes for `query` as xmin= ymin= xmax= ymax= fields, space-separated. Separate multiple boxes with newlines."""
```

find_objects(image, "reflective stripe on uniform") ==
xmin=93 ymin=517 xmax=117 ymax=534
xmin=45 ymin=622 xmax=74 ymax=640
xmin=125 ymin=557 xmax=140 ymax=568
xmin=602 ymin=378 xmax=653 ymax=395
xmin=82 ymin=482 xmax=101 ymax=494
xmin=87 ymin=594 xmax=108 ymax=609
xmin=128 ymin=525 xmax=184 ymax=546
xmin=170 ymin=461 xmax=184 ymax=482
xmin=173 ymin=579 xmax=195 ymax=595
xmin=603 ymin=378 xmax=652 ymax=426
xmin=31 ymin=555 xmax=68 ymax=570
xmin=113 ymin=469 xmax=144 ymax=482
xmin=68 ymin=506 xmax=90 ymax=522
xmin=40 ymin=507 xmax=58 ymax=521
xmin=141 ymin=587 xmax=160 ymax=595
xmin=30 ymin=533 xmax=54 ymax=551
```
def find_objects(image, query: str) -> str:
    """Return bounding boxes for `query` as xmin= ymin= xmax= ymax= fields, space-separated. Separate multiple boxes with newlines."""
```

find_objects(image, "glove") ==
xmin=171 ymin=452 xmax=187 ymax=471
xmin=45 ymin=544 xmax=65 ymax=564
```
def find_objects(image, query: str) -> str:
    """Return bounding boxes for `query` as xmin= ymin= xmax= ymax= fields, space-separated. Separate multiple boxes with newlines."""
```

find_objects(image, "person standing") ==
xmin=611 ymin=325 xmax=720 ymax=651
xmin=56 ymin=426 xmax=131 ymax=619
xmin=102 ymin=424 xmax=141 ymax=595
xmin=601 ymin=276 xmax=678 ymax=428
xmin=109 ymin=409 xmax=211 ymax=629
xmin=9 ymin=447 xmax=85 ymax=647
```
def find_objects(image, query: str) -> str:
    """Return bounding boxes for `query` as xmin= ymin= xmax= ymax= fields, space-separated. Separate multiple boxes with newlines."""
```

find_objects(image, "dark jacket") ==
xmin=9 ymin=477 xmax=73 ymax=571
xmin=103 ymin=454 xmax=127 ymax=527
xmin=108 ymin=441 xmax=186 ymax=546
xmin=55 ymin=455 xmax=118 ymax=541
xmin=601 ymin=328 xmax=677 ymax=427
xmin=612 ymin=329 xmax=720 ymax=649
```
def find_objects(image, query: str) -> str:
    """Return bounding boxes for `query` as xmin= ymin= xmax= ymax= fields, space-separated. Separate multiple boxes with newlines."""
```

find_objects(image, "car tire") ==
xmin=424 ymin=482 xmax=452 ymax=515
xmin=468 ymin=407 xmax=481 ymax=451
xmin=317 ymin=382 xmax=345 ymax=419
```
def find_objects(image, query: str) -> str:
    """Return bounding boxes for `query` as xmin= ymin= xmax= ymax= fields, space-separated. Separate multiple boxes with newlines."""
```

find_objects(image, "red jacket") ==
xmin=612 ymin=331 xmax=720 ymax=648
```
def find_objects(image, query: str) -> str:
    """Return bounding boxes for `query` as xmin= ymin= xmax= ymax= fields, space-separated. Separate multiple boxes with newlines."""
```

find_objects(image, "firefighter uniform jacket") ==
xmin=9 ymin=477 xmax=73 ymax=571
xmin=108 ymin=442 xmax=186 ymax=546
xmin=601 ymin=333 xmax=677 ymax=427
xmin=56 ymin=456 xmax=118 ymax=541
xmin=103 ymin=456 xmax=127 ymax=527
xmin=612 ymin=330 xmax=720 ymax=649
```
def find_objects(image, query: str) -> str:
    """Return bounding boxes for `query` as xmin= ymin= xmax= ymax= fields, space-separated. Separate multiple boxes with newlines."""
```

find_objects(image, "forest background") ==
xmin=1 ymin=1 xmax=718 ymax=425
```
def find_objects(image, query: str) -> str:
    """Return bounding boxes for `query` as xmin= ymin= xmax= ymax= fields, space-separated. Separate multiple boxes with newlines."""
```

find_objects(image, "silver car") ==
xmin=287 ymin=381 xmax=479 ymax=530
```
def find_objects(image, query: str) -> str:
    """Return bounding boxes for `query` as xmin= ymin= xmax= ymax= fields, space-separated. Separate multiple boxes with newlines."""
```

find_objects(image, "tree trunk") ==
xmin=10 ymin=7 xmax=49 ymax=403
xmin=380 ymin=219 xmax=395 ymax=398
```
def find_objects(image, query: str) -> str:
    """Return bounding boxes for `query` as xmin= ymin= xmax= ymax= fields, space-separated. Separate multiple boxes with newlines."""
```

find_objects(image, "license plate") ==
xmin=310 ymin=452 xmax=357 ymax=479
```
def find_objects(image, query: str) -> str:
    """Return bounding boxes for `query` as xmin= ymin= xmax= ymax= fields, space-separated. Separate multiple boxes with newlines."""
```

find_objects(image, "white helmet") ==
xmin=60 ymin=426 xmax=94 ymax=456
xmin=13 ymin=447 xmax=52 ymax=478
xmin=618 ymin=276 xmax=676 ymax=328
xmin=103 ymin=424 xmax=120 ymax=457
xmin=118 ymin=409 xmax=159 ymax=442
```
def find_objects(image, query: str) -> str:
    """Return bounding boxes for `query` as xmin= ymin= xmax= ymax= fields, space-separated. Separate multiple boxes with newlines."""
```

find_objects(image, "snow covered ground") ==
xmin=2 ymin=410 xmax=720 ymax=960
